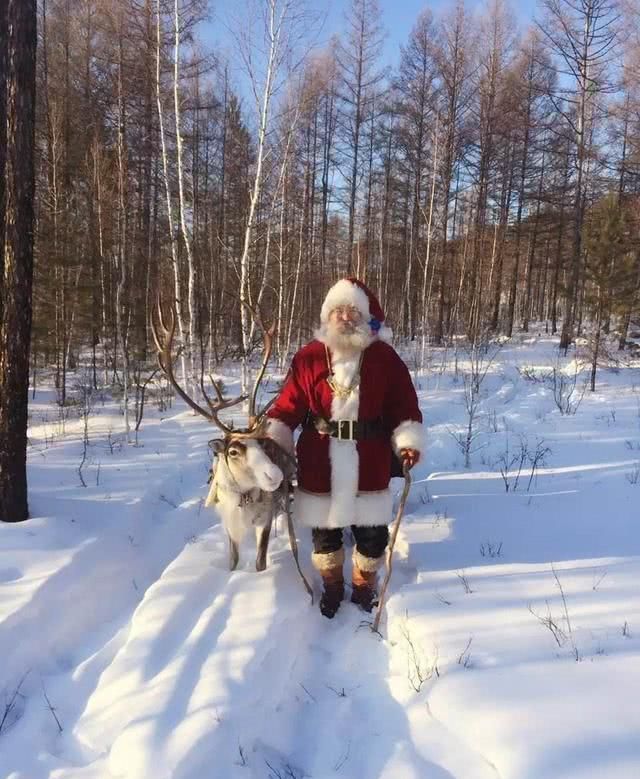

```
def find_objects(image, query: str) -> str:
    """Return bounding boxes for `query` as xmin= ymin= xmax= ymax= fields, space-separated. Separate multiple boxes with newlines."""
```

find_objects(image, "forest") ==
xmin=29 ymin=0 xmax=640 ymax=394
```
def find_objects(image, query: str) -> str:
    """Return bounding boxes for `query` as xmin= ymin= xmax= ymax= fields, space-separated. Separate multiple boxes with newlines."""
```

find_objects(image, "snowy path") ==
xmin=63 ymin=533 xmax=486 ymax=779
xmin=2 ymin=339 xmax=640 ymax=778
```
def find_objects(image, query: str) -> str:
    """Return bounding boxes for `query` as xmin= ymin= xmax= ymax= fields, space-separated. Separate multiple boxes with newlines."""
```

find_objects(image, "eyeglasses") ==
xmin=331 ymin=305 xmax=362 ymax=320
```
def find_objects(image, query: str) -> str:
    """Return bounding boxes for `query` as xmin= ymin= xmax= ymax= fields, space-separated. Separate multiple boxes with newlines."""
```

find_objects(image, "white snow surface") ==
xmin=2 ymin=336 xmax=640 ymax=779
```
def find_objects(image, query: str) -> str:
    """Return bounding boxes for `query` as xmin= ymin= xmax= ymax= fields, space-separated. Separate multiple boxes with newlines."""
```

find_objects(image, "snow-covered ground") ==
xmin=2 ymin=336 xmax=640 ymax=779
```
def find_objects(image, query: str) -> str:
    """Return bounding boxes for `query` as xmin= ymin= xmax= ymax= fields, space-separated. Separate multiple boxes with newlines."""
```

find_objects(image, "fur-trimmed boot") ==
xmin=351 ymin=550 xmax=384 ymax=612
xmin=312 ymin=549 xmax=345 ymax=619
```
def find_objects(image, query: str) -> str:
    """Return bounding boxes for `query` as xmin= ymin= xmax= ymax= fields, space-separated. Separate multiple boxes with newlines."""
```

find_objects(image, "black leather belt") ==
xmin=305 ymin=414 xmax=385 ymax=441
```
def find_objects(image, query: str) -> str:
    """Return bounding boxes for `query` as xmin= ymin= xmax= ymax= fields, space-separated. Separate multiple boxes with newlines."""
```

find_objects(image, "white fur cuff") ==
xmin=392 ymin=420 xmax=424 ymax=455
xmin=294 ymin=488 xmax=393 ymax=529
xmin=265 ymin=417 xmax=295 ymax=456
xmin=377 ymin=325 xmax=393 ymax=343
xmin=312 ymin=548 xmax=345 ymax=572
xmin=353 ymin=549 xmax=385 ymax=572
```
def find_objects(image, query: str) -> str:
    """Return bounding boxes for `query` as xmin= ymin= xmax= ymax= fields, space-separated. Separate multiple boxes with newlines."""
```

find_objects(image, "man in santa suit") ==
xmin=266 ymin=278 xmax=424 ymax=618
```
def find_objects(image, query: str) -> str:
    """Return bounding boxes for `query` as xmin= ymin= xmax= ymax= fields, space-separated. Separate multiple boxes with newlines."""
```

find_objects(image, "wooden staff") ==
xmin=372 ymin=464 xmax=412 ymax=634
xmin=283 ymin=475 xmax=314 ymax=603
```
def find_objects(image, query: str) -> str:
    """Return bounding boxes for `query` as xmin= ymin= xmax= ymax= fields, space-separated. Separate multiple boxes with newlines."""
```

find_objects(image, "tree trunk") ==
xmin=0 ymin=0 xmax=6 ymax=302
xmin=156 ymin=0 xmax=188 ymax=391
xmin=174 ymin=0 xmax=197 ymax=396
xmin=522 ymin=146 xmax=546 ymax=332
xmin=116 ymin=30 xmax=131 ymax=439
xmin=238 ymin=0 xmax=282 ymax=394
xmin=489 ymin=137 xmax=515 ymax=332
xmin=0 ymin=0 xmax=37 ymax=523
xmin=590 ymin=294 xmax=603 ymax=392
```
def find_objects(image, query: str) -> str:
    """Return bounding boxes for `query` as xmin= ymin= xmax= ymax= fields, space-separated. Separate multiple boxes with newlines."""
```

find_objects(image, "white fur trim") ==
xmin=327 ymin=352 xmax=361 ymax=525
xmin=377 ymin=325 xmax=393 ymax=343
xmin=311 ymin=547 xmax=345 ymax=572
xmin=294 ymin=488 xmax=393 ymax=529
xmin=265 ymin=417 xmax=295 ymax=456
xmin=353 ymin=548 xmax=385 ymax=572
xmin=320 ymin=279 xmax=371 ymax=324
xmin=392 ymin=420 xmax=424 ymax=455
xmin=327 ymin=437 xmax=360 ymax=523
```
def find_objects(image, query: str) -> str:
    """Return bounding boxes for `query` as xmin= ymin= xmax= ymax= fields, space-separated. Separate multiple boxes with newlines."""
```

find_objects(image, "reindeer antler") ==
xmin=242 ymin=301 xmax=276 ymax=427
xmin=151 ymin=295 xmax=246 ymax=434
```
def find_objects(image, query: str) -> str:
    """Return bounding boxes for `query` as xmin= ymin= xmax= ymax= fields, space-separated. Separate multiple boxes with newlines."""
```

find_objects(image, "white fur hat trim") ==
xmin=320 ymin=279 xmax=371 ymax=324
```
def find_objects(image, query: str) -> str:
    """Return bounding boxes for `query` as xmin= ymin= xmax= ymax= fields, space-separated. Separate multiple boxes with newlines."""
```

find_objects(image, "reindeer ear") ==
xmin=209 ymin=438 xmax=226 ymax=456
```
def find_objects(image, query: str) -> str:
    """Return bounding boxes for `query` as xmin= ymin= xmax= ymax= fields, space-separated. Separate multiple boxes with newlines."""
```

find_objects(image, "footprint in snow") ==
xmin=0 ymin=567 xmax=22 ymax=582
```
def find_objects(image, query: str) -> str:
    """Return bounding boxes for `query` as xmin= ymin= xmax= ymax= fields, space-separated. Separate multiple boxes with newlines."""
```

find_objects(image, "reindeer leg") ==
xmin=228 ymin=534 xmax=239 ymax=571
xmin=255 ymin=517 xmax=273 ymax=572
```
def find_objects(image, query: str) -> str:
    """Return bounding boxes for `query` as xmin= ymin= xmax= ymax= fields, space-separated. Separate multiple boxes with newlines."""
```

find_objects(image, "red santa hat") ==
xmin=320 ymin=278 xmax=392 ymax=341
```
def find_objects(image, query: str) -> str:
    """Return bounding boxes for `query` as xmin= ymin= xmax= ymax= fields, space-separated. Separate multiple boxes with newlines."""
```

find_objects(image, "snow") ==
xmin=1 ymin=336 xmax=640 ymax=779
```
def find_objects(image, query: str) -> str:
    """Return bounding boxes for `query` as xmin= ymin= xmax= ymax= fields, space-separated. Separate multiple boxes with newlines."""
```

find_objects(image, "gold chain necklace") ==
xmin=325 ymin=345 xmax=363 ymax=399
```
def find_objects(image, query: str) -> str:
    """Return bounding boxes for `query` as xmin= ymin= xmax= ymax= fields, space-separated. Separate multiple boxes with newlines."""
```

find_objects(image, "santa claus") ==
xmin=266 ymin=278 xmax=424 ymax=618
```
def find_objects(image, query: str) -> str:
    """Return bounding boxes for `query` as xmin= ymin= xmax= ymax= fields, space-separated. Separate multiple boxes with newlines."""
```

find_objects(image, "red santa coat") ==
xmin=267 ymin=338 xmax=424 ymax=529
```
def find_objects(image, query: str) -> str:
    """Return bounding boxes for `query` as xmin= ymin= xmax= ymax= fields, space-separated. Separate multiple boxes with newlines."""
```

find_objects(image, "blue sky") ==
xmin=203 ymin=0 xmax=538 ymax=75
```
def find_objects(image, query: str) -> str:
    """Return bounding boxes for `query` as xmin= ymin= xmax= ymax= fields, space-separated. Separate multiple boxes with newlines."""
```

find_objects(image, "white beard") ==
xmin=315 ymin=321 xmax=373 ymax=355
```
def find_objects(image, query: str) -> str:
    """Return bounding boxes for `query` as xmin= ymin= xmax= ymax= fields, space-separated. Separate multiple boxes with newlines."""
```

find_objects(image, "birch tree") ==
xmin=173 ymin=0 xmax=198 ymax=395
xmin=156 ymin=0 xmax=188 ymax=392
xmin=234 ymin=0 xmax=312 ymax=390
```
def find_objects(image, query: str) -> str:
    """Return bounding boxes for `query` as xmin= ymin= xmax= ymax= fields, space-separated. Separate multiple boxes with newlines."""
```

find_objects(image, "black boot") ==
xmin=312 ymin=546 xmax=345 ymax=619
xmin=320 ymin=576 xmax=345 ymax=618
xmin=351 ymin=563 xmax=379 ymax=613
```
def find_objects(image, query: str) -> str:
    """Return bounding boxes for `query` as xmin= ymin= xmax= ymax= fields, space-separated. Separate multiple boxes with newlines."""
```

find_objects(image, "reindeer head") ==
xmin=151 ymin=296 xmax=289 ymax=495
xmin=209 ymin=435 xmax=284 ymax=493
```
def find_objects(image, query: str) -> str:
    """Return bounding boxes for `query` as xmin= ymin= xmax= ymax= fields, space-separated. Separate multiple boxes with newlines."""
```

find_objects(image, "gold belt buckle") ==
xmin=337 ymin=419 xmax=354 ymax=440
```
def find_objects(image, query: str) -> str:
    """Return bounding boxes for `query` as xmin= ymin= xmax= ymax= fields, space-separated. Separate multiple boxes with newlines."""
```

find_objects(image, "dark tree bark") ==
xmin=0 ymin=0 xmax=37 ymax=523
xmin=489 ymin=138 xmax=515 ymax=331
xmin=522 ymin=144 xmax=546 ymax=331
xmin=0 ymin=0 xmax=6 ymax=306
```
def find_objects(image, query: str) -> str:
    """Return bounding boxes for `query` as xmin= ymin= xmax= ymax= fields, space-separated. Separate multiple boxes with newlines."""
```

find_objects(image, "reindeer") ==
xmin=151 ymin=299 xmax=293 ymax=572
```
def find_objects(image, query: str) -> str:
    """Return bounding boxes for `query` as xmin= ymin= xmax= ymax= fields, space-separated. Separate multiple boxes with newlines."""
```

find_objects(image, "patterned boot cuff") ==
xmin=312 ymin=547 xmax=345 ymax=572
xmin=353 ymin=548 xmax=385 ymax=573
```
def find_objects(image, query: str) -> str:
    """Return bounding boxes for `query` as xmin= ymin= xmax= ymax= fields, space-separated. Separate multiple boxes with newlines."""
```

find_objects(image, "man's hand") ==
xmin=400 ymin=448 xmax=420 ymax=470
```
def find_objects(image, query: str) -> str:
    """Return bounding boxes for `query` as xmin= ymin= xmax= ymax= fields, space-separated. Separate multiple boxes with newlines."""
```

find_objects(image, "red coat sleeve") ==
xmin=265 ymin=353 xmax=311 ymax=455
xmin=383 ymin=349 xmax=425 ymax=454
xmin=266 ymin=352 xmax=310 ymax=433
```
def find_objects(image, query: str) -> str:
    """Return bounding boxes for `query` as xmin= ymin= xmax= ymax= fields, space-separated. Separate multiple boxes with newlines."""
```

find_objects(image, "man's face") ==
xmin=328 ymin=305 xmax=363 ymax=334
